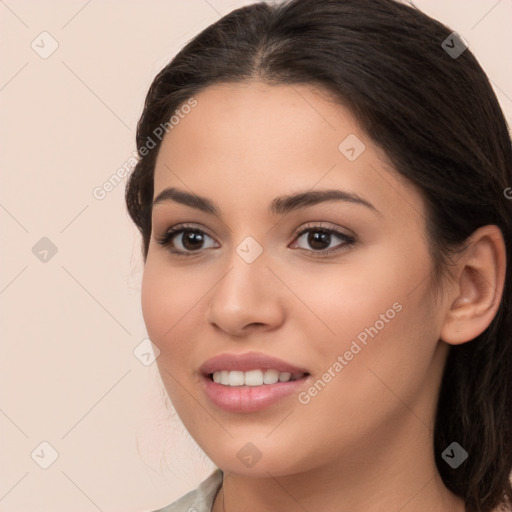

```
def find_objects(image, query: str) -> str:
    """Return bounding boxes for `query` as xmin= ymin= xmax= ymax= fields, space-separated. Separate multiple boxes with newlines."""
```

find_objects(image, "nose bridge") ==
xmin=214 ymin=235 xmax=270 ymax=307
xmin=206 ymin=234 xmax=284 ymax=334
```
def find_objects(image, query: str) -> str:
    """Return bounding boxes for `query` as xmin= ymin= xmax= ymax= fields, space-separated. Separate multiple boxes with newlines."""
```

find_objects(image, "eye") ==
xmin=290 ymin=223 xmax=356 ymax=256
xmin=154 ymin=224 xmax=218 ymax=255
xmin=154 ymin=222 xmax=356 ymax=257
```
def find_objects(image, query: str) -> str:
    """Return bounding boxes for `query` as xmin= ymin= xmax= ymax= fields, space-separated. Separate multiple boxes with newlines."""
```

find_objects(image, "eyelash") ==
xmin=154 ymin=222 xmax=356 ymax=258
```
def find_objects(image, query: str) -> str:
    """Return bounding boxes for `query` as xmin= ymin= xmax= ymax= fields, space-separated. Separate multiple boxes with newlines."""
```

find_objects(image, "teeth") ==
xmin=211 ymin=369 xmax=305 ymax=386
xmin=227 ymin=370 xmax=245 ymax=386
xmin=278 ymin=372 xmax=291 ymax=382
xmin=263 ymin=369 xmax=279 ymax=384
xmin=245 ymin=369 xmax=263 ymax=386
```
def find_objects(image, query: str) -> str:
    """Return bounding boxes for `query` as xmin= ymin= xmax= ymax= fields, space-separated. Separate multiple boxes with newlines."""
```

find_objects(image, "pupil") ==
xmin=309 ymin=231 xmax=330 ymax=250
xmin=180 ymin=230 xmax=332 ymax=251
xmin=183 ymin=231 xmax=204 ymax=250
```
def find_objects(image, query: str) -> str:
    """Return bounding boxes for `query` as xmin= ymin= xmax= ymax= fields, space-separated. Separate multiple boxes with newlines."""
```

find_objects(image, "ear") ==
xmin=440 ymin=225 xmax=506 ymax=345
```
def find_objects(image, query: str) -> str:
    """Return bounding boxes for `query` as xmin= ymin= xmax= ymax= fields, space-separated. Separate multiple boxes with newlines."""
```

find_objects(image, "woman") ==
xmin=125 ymin=0 xmax=512 ymax=510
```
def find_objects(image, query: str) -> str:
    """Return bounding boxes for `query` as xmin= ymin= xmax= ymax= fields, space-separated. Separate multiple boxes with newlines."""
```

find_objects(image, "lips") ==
xmin=199 ymin=351 xmax=310 ymax=375
xmin=199 ymin=351 xmax=311 ymax=413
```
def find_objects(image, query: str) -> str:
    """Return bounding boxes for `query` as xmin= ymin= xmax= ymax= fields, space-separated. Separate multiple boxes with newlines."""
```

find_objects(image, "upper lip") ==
xmin=199 ymin=351 xmax=310 ymax=375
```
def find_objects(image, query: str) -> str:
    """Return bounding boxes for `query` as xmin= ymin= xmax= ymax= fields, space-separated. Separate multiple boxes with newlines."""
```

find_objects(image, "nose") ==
xmin=205 ymin=247 xmax=285 ymax=338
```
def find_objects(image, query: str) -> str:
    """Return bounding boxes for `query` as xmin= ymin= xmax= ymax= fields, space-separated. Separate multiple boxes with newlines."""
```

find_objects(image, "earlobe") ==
xmin=440 ymin=225 xmax=506 ymax=345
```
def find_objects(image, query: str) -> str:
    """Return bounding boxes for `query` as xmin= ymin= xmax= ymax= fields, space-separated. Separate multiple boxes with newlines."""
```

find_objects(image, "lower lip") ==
xmin=202 ymin=374 xmax=311 ymax=413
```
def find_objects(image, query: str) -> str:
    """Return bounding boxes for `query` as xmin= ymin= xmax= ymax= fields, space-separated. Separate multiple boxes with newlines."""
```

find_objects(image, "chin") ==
xmin=198 ymin=437 xmax=311 ymax=478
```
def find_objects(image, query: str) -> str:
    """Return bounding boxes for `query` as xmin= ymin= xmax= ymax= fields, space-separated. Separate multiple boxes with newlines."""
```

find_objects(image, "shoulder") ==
xmin=151 ymin=469 xmax=223 ymax=512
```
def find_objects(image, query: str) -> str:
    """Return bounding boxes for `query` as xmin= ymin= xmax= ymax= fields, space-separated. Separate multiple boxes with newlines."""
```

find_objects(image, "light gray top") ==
xmin=152 ymin=469 xmax=223 ymax=512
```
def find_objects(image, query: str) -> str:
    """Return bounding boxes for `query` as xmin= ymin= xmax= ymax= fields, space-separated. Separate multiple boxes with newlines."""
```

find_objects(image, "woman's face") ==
xmin=142 ymin=82 xmax=450 ymax=477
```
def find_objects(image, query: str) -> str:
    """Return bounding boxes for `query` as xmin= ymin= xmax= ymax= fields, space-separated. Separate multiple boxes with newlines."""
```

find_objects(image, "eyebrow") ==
xmin=152 ymin=187 xmax=380 ymax=216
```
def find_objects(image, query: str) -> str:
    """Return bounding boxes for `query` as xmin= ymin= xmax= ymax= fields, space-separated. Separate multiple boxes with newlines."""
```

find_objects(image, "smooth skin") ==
xmin=141 ymin=82 xmax=506 ymax=512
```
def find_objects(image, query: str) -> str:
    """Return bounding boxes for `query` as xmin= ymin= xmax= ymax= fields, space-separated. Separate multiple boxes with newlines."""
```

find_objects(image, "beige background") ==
xmin=1 ymin=1 xmax=511 ymax=511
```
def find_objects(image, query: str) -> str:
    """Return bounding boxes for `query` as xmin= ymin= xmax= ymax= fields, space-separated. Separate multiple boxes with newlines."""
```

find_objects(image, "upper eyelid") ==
xmin=294 ymin=221 xmax=354 ymax=237
xmin=157 ymin=222 xmax=355 ymax=249
xmin=159 ymin=221 xmax=351 ymax=238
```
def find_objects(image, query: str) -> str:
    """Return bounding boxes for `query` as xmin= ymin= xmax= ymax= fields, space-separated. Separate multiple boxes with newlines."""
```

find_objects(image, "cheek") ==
xmin=141 ymin=262 xmax=169 ymax=347
xmin=141 ymin=259 xmax=201 ymax=359
xmin=297 ymin=243 xmax=437 ymax=382
xmin=294 ymin=260 xmax=411 ymax=352
xmin=297 ymin=256 xmax=439 ymax=420
xmin=141 ymin=260 xmax=204 ymax=409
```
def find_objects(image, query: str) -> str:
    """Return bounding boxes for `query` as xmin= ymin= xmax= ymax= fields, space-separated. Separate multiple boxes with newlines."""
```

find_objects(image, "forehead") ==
xmin=153 ymin=81 xmax=424 ymax=222
xmin=156 ymin=81 xmax=358 ymax=171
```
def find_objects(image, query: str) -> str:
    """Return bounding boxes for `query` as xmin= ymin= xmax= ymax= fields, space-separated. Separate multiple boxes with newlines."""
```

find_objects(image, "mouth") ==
xmin=208 ymin=369 xmax=309 ymax=386
xmin=199 ymin=352 xmax=312 ymax=413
